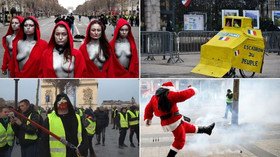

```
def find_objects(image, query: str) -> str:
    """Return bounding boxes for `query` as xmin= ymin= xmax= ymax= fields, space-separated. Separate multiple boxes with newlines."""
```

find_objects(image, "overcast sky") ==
xmin=58 ymin=0 xmax=85 ymax=11
xmin=0 ymin=79 xmax=139 ymax=105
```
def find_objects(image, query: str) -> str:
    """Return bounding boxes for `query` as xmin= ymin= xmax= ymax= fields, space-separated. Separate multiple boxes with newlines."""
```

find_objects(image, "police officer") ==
xmin=127 ymin=105 xmax=139 ymax=147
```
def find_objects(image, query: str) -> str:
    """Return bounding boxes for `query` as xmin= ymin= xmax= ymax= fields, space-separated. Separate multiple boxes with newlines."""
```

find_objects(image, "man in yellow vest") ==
xmin=112 ymin=107 xmax=118 ymax=129
xmin=223 ymin=89 xmax=233 ymax=119
xmin=117 ymin=107 xmax=129 ymax=149
xmin=40 ymin=93 xmax=89 ymax=157
xmin=127 ymin=105 xmax=139 ymax=147
xmin=84 ymin=109 xmax=96 ymax=156
xmin=11 ymin=99 xmax=42 ymax=157
xmin=0 ymin=105 xmax=14 ymax=157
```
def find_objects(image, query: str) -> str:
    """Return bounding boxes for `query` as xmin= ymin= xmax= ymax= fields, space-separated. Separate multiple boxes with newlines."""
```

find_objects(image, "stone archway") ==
xmin=40 ymin=79 xmax=98 ymax=110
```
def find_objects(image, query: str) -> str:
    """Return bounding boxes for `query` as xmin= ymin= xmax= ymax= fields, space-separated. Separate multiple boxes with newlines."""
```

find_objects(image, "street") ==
xmin=11 ymin=123 xmax=139 ymax=157
xmin=0 ymin=16 xmax=139 ymax=78
xmin=140 ymin=105 xmax=280 ymax=157
xmin=141 ymin=52 xmax=280 ymax=78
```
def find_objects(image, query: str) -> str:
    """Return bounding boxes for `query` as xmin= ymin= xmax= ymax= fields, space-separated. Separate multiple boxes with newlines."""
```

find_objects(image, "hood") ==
xmin=111 ymin=18 xmax=136 ymax=47
xmin=83 ymin=20 xmax=111 ymax=58
xmin=2 ymin=16 xmax=24 ymax=48
xmin=14 ymin=16 xmax=41 ymax=42
xmin=84 ymin=20 xmax=106 ymax=44
xmin=4 ymin=16 xmax=24 ymax=38
xmin=48 ymin=21 xmax=74 ymax=55
xmin=53 ymin=93 xmax=75 ymax=116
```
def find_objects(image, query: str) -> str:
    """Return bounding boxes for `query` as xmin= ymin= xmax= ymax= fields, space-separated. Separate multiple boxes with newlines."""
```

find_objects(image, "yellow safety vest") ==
xmin=226 ymin=92 xmax=233 ymax=103
xmin=127 ymin=110 xmax=139 ymax=126
xmin=0 ymin=122 xmax=14 ymax=147
xmin=78 ymin=109 xmax=83 ymax=117
xmin=113 ymin=109 xmax=117 ymax=118
xmin=119 ymin=113 xmax=128 ymax=128
xmin=85 ymin=118 xmax=96 ymax=135
xmin=25 ymin=114 xmax=38 ymax=140
xmin=48 ymin=112 xmax=82 ymax=157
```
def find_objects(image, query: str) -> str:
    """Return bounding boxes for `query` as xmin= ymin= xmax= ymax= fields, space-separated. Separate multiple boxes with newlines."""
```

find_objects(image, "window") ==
xmin=276 ymin=0 xmax=280 ymax=8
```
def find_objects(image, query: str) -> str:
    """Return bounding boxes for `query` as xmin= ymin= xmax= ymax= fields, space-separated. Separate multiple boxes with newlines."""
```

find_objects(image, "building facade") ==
xmin=40 ymin=79 xmax=98 ymax=110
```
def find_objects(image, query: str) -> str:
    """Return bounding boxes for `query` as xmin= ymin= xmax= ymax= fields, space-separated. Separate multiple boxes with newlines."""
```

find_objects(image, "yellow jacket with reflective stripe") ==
xmin=119 ymin=112 xmax=128 ymax=128
xmin=25 ymin=114 xmax=38 ymax=140
xmin=85 ymin=118 xmax=96 ymax=135
xmin=48 ymin=112 xmax=82 ymax=157
xmin=127 ymin=110 xmax=139 ymax=126
xmin=0 ymin=122 xmax=14 ymax=147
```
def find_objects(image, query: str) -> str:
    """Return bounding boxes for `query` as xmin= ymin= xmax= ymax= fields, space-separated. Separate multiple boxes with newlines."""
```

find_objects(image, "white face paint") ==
xmin=54 ymin=26 xmax=68 ymax=46
xmin=11 ymin=18 xmax=20 ymax=31
xmin=119 ymin=25 xmax=129 ymax=39
xmin=23 ymin=19 xmax=35 ymax=35
xmin=90 ymin=23 xmax=102 ymax=40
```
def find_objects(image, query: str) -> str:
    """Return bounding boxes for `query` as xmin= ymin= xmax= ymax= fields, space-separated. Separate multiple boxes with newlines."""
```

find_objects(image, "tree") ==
xmin=0 ymin=98 xmax=5 ymax=105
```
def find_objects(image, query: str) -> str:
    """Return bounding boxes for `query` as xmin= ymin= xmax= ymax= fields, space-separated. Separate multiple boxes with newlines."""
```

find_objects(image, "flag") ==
xmin=182 ymin=0 xmax=192 ymax=8
xmin=219 ymin=37 xmax=230 ymax=41
xmin=248 ymin=30 xmax=257 ymax=36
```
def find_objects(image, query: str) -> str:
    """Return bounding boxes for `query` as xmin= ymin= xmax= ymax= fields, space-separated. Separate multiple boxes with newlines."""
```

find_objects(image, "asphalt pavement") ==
xmin=141 ymin=52 xmax=280 ymax=78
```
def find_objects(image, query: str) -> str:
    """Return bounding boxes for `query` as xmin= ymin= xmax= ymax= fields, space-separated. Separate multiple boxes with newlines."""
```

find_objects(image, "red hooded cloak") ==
xmin=79 ymin=20 xmax=114 ymax=78
xmin=1 ymin=16 xmax=24 ymax=73
xmin=109 ymin=18 xmax=139 ymax=78
xmin=39 ymin=21 xmax=86 ymax=78
xmin=10 ymin=16 xmax=48 ymax=78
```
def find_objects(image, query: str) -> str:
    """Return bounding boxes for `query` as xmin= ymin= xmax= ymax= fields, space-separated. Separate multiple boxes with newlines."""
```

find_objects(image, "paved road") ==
xmin=0 ymin=16 xmax=139 ymax=78
xmin=11 ymin=123 xmax=139 ymax=157
xmin=141 ymin=52 xmax=280 ymax=78
xmin=140 ymin=106 xmax=280 ymax=157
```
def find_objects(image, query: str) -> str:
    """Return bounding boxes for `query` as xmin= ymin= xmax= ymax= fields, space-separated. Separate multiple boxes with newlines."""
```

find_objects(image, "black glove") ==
xmin=183 ymin=116 xmax=191 ymax=122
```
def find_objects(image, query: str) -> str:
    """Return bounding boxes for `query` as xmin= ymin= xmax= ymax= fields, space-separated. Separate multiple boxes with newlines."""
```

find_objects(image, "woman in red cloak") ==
xmin=110 ymin=18 xmax=139 ymax=78
xmin=1 ymin=16 xmax=24 ymax=77
xmin=10 ymin=16 xmax=47 ymax=78
xmin=79 ymin=20 xmax=113 ymax=78
xmin=39 ymin=21 xmax=86 ymax=78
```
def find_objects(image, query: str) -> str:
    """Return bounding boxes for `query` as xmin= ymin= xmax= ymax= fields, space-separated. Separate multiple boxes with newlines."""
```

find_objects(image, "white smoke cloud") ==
xmin=141 ymin=79 xmax=280 ymax=156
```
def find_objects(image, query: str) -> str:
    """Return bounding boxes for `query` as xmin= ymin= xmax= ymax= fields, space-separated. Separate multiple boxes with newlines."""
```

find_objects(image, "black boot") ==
xmin=167 ymin=149 xmax=177 ymax=157
xmin=197 ymin=123 xmax=215 ymax=135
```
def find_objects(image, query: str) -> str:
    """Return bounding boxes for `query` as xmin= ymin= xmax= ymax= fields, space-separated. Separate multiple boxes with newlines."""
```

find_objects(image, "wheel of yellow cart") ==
xmin=223 ymin=68 xmax=236 ymax=78
xmin=239 ymin=69 xmax=255 ymax=78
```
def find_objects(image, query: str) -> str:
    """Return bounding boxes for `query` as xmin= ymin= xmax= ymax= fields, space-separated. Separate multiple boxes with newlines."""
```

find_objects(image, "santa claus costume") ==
xmin=10 ymin=16 xmax=48 ymax=78
xmin=79 ymin=20 xmax=114 ymax=78
xmin=39 ymin=21 xmax=86 ymax=78
xmin=1 ymin=16 xmax=24 ymax=76
xmin=144 ymin=82 xmax=215 ymax=157
xmin=109 ymin=18 xmax=139 ymax=78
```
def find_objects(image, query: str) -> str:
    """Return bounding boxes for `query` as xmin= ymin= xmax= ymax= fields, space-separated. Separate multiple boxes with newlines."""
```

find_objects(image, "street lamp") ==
xmin=14 ymin=79 xmax=20 ymax=108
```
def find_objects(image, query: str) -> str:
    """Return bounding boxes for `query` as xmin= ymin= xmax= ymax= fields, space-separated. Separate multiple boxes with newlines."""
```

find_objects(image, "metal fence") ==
xmin=262 ymin=31 xmax=280 ymax=54
xmin=141 ymin=31 xmax=175 ymax=63
xmin=141 ymin=31 xmax=280 ymax=63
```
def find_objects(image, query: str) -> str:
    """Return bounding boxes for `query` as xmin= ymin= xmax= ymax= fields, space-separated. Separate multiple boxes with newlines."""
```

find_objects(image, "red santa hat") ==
xmin=161 ymin=81 xmax=176 ymax=91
